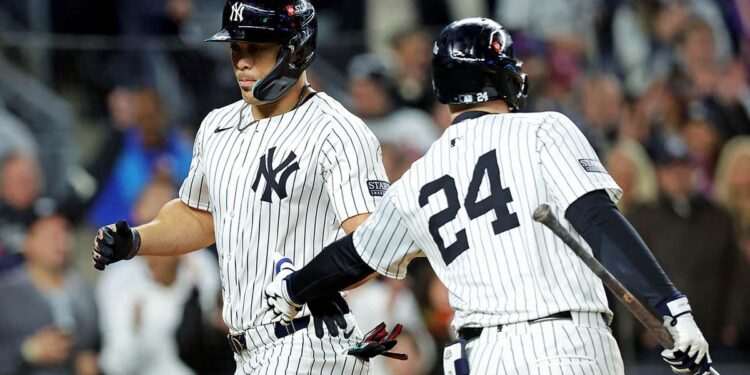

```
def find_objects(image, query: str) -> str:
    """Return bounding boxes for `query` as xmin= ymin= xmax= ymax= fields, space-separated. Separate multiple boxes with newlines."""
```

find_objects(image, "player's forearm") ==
xmin=136 ymin=199 xmax=215 ymax=256
xmin=288 ymin=233 xmax=377 ymax=301
xmin=565 ymin=190 xmax=680 ymax=308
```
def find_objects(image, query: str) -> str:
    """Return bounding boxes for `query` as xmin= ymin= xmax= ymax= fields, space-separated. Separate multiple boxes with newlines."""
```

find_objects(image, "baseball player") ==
xmin=92 ymin=1 xmax=391 ymax=374
xmin=264 ymin=18 xmax=716 ymax=375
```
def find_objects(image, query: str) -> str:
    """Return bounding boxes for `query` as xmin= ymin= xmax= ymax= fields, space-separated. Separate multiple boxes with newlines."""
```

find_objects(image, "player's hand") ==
xmin=264 ymin=255 xmax=303 ymax=325
xmin=347 ymin=322 xmax=408 ymax=361
xmin=658 ymin=296 xmax=713 ymax=374
xmin=93 ymin=220 xmax=140 ymax=271
xmin=308 ymin=292 xmax=350 ymax=338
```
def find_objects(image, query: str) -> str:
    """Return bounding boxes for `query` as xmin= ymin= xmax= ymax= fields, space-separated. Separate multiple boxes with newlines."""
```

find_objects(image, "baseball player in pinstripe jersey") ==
xmin=92 ymin=1 xmax=392 ymax=374
xmin=264 ymin=18 xmax=717 ymax=375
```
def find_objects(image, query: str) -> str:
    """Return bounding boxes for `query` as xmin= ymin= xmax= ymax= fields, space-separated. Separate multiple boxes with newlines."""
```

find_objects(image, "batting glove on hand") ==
xmin=93 ymin=220 xmax=140 ymax=271
xmin=347 ymin=322 xmax=408 ymax=361
xmin=264 ymin=255 xmax=303 ymax=325
xmin=658 ymin=296 xmax=713 ymax=374
xmin=308 ymin=292 xmax=351 ymax=338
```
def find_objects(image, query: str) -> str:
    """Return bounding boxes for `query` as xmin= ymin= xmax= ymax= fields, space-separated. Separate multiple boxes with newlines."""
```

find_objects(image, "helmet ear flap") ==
xmin=253 ymin=45 xmax=298 ymax=102
xmin=483 ymin=63 xmax=527 ymax=111
xmin=252 ymin=25 xmax=317 ymax=103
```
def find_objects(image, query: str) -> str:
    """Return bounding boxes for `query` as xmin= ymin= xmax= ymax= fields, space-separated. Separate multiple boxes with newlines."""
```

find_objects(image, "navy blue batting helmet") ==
xmin=432 ymin=18 xmax=528 ymax=110
xmin=206 ymin=0 xmax=317 ymax=103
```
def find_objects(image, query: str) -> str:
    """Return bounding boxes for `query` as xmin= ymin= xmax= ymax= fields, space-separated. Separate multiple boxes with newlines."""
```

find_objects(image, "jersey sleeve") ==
xmin=321 ymin=116 xmax=390 ymax=222
xmin=535 ymin=112 xmax=622 ymax=211
xmin=179 ymin=113 xmax=212 ymax=211
xmin=352 ymin=183 xmax=423 ymax=279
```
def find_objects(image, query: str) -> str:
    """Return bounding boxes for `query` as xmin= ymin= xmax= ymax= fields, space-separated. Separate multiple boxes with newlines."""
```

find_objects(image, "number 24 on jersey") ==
xmin=419 ymin=149 xmax=519 ymax=265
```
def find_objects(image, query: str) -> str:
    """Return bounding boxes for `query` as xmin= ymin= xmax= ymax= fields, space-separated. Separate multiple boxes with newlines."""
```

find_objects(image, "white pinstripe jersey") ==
xmin=179 ymin=92 xmax=388 ymax=332
xmin=353 ymin=111 xmax=623 ymax=330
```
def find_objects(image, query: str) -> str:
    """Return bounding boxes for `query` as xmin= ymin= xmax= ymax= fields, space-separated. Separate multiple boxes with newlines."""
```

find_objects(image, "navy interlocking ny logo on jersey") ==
xmin=251 ymin=147 xmax=300 ymax=203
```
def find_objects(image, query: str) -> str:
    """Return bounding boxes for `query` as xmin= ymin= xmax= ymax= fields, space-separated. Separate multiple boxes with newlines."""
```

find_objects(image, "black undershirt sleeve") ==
xmin=287 ymin=234 xmax=376 ymax=302
xmin=565 ymin=190 xmax=681 ymax=308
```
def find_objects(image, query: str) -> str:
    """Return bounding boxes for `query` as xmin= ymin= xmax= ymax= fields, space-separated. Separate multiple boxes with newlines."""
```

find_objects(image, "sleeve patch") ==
xmin=579 ymin=159 xmax=606 ymax=174
xmin=367 ymin=180 xmax=390 ymax=196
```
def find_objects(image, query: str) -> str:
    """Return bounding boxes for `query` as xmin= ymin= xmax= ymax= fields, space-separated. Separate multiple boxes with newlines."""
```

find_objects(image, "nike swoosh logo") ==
xmin=343 ymin=328 xmax=355 ymax=339
xmin=214 ymin=126 xmax=233 ymax=133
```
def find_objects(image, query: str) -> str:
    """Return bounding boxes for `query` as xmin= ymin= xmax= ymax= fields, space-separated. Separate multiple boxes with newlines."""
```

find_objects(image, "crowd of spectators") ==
xmin=0 ymin=0 xmax=749 ymax=374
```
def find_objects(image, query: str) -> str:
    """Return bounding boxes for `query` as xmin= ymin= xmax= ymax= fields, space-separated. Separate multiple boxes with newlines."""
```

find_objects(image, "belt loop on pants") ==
xmin=227 ymin=315 xmax=312 ymax=354
xmin=458 ymin=311 xmax=573 ymax=341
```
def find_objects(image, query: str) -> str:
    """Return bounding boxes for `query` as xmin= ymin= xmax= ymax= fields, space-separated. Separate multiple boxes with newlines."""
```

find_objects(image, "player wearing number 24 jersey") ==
xmin=264 ymin=18 xmax=716 ymax=375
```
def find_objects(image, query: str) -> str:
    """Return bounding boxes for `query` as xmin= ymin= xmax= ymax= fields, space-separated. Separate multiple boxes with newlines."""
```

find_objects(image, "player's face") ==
xmin=231 ymin=42 xmax=283 ymax=104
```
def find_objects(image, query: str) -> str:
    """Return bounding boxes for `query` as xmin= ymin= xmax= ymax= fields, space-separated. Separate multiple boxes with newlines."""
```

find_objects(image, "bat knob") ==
xmin=533 ymin=204 xmax=552 ymax=223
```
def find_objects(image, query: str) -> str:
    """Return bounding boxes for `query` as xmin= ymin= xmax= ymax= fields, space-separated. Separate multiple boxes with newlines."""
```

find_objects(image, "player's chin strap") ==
xmin=253 ymin=41 xmax=313 ymax=103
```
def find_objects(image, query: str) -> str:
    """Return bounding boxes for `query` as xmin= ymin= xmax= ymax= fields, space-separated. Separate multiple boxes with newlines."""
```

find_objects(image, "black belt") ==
xmin=458 ymin=311 xmax=572 ymax=341
xmin=227 ymin=315 xmax=311 ymax=354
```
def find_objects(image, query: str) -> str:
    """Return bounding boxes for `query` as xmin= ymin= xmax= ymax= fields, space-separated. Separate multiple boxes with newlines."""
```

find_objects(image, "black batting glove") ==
xmin=347 ymin=322 xmax=408 ymax=361
xmin=307 ymin=292 xmax=350 ymax=338
xmin=93 ymin=220 xmax=141 ymax=270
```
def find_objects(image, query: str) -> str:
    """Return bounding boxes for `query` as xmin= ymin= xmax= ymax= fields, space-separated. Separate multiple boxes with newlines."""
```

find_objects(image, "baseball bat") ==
xmin=532 ymin=204 xmax=720 ymax=375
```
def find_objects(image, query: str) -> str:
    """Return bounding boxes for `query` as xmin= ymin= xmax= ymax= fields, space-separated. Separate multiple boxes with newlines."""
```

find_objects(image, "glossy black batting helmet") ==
xmin=432 ymin=18 xmax=528 ymax=110
xmin=206 ymin=0 xmax=317 ymax=103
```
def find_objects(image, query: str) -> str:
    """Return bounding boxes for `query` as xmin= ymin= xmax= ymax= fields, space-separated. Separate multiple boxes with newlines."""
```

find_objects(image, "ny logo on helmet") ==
xmin=251 ymin=147 xmax=300 ymax=203
xmin=230 ymin=2 xmax=245 ymax=22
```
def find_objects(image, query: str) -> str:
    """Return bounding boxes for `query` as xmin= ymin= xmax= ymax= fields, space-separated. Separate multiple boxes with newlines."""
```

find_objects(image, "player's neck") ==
xmin=251 ymin=79 xmax=311 ymax=120
xmin=449 ymin=100 xmax=510 ymax=122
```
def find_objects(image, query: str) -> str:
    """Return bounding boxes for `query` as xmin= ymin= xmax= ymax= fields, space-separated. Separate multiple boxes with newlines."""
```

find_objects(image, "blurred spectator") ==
xmin=365 ymin=0 xmax=418 ymax=55
xmin=605 ymin=139 xmax=658 ymax=214
xmin=97 ymin=179 xmax=220 ymax=375
xmin=714 ymin=136 xmax=750 ymax=350
xmin=613 ymin=0 xmax=732 ymax=96
xmin=0 ymin=214 xmax=99 ymax=375
xmin=715 ymin=136 xmax=750 ymax=238
xmin=494 ymin=0 xmax=602 ymax=64
xmin=347 ymin=54 xmax=439 ymax=155
xmin=0 ymin=104 xmax=37 ymax=160
xmin=348 ymin=278 xmax=435 ymax=375
xmin=618 ymin=82 xmax=688 ymax=158
xmin=85 ymin=87 xmax=136 ymax=196
xmin=364 ymin=0 xmax=486 ymax=54
xmin=87 ymin=87 xmax=192 ymax=227
xmin=681 ymin=118 xmax=723 ymax=197
xmin=579 ymin=73 xmax=626 ymax=156
xmin=706 ymin=58 xmax=750 ymax=138
xmin=627 ymin=136 xmax=739 ymax=349
xmin=98 ymin=253 xmax=218 ymax=375
xmin=670 ymin=18 xmax=750 ymax=140
xmin=673 ymin=17 xmax=721 ymax=96
xmin=1 ymin=153 xmax=43 ymax=214
xmin=390 ymin=28 xmax=436 ymax=112
xmin=0 ymin=153 xmax=56 ymax=271
xmin=527 ymin=38 xmax=587 ymax=118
